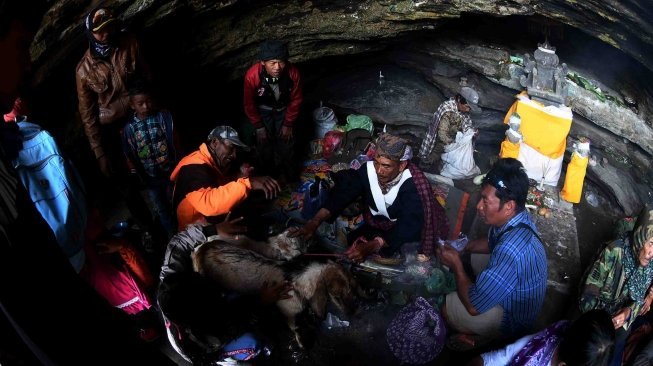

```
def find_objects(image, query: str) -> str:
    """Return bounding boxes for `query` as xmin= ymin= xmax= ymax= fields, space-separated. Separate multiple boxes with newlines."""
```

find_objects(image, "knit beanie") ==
xmin=259 ymin=40 xmax=289 ymax=61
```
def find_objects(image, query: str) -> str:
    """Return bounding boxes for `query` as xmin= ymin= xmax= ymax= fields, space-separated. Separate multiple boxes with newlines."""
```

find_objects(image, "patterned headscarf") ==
xmin=623 ymin=207 xmax=653 ymax=303
xmin=375 ymin=133 xmax=410 ymax=161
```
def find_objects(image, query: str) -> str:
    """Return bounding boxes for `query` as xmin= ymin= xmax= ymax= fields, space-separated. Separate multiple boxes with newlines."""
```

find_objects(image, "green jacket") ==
xmin=579 ymin=239 xmax=643 ymax=329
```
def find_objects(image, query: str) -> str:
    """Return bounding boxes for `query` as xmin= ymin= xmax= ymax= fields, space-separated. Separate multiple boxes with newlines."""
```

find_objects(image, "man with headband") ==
xmin=436 ymin=158 xmax=547 ymax=351
xmin=292 ymin=133 xmax=449 ymax=263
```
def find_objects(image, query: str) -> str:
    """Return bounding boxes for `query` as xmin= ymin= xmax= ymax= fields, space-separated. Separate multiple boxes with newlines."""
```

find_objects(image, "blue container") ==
xmin=302 ymin=177 xmax=327 ymax=219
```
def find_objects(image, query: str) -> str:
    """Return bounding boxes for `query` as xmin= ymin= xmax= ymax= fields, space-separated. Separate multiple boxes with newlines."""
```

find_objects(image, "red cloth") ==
xmin=408 ymin=162 xmax=449 ymax=256
xmin=3 ymin=97 xmax=26 ymax=122
xmin=81 ymin=210 xmax=152 ymax=315
xmin=80 ymin=241 xmax=152 ymax=315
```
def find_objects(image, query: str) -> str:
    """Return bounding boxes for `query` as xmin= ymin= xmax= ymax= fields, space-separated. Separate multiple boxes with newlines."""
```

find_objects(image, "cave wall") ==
xmin=301 ymin=32 xmax=651 ymax=214
xmin=31 ymin=0 xmax=653 ymax=83
xmin=19 ymin=0 xmax=653 ymax=214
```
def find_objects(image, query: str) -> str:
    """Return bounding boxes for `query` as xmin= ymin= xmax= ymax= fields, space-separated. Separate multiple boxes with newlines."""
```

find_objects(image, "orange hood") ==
xmin=170 ymin=143 xmax=217 ymax=182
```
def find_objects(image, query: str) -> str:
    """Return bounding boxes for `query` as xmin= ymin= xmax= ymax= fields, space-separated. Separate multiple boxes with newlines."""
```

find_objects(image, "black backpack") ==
xmin=327 ymin=128 xmax=373 ymax=165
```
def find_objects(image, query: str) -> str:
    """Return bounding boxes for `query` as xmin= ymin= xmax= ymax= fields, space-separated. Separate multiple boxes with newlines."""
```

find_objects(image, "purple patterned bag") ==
xmin=386 ymin=297 xmax=447 ymax=364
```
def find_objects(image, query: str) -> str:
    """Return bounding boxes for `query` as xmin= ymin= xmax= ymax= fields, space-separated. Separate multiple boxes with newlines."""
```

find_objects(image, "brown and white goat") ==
xmin=191 ymin=238 xmax=357 ymax=347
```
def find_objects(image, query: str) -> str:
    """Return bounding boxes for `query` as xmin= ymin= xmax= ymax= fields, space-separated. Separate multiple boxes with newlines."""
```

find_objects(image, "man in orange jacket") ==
xmin=170 ymin=125 xmax=281 ymax=231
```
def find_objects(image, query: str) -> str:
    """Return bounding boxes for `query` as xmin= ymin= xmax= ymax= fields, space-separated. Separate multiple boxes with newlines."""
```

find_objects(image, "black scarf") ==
xmin=84 ymin=8 xmax=114 ymax=59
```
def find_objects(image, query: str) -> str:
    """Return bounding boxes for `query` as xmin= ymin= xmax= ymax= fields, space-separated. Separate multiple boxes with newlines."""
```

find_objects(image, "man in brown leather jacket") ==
xmin=75 ymin=7 xmax=156 ymax=241
xmin=75 ymin=7 xmax=150 ymax=177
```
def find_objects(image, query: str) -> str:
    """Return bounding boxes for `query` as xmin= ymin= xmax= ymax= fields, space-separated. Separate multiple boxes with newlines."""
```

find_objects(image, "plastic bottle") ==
xmin=449 ymin=233 xmax=469 ymax=252
xmin=324 ymin=312 xmax=350 ymax=329
xmin=585 ymin=192 xmax=599 ymax=207
xmin=141 ymin=231 xmax=154 ymax=253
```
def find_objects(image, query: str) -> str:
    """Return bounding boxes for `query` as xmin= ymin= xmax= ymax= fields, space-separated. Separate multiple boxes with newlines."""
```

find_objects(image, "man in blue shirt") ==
xmin=437 ymin=158 xmax=548 ymax=350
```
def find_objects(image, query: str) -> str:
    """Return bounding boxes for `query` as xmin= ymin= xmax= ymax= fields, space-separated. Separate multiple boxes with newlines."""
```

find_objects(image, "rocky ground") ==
xmin=155 ymin=144 xmax=624 ymax=366
xmin=154 ymin=59 xmax=638 ymax=364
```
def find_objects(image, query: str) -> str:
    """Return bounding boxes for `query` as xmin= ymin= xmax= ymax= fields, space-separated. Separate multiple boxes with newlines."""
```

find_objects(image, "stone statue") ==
xmin=533 ymin=42 xmax=557 ymax=91
xmin=554 ymin=62 xmax=568 ymax=95
xmin=519 ymin=41 xmax=568 ymax=106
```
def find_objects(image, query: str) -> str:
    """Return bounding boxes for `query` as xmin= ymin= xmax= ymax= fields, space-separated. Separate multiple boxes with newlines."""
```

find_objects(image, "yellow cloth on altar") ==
xmin=502 ymin=92 xmax=573 ymax=159
xmin=561 ymin=152 xmax=589 ymax=203
xmin=499 ymin=140 xmax=520 ymax=159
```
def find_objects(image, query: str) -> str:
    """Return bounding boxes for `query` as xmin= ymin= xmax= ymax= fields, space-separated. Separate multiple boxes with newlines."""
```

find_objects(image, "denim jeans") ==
xmin=142 ymin=177 xmax=175 ymax=238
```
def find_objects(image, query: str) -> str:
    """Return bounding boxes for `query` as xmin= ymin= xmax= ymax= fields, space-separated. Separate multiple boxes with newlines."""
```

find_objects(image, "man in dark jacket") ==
xmin=243 ymin=40 xmax=303 ymax=180
xmin=292 ymin=133 xmax=449 ymax=262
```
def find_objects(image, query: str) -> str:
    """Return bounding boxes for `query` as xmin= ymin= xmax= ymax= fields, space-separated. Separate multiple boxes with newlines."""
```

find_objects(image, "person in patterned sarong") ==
xmin=291 ymin=133 xmax=449 ymax=262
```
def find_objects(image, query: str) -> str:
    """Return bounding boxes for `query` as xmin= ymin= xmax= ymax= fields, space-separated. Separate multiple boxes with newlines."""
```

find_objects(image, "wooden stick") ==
xmin=302 ymin=253 xmax=346 ymax=257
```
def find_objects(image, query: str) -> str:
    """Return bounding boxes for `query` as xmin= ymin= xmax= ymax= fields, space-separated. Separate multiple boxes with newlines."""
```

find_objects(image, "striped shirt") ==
xmin=469 ymin=210 xmax=548 ymax=336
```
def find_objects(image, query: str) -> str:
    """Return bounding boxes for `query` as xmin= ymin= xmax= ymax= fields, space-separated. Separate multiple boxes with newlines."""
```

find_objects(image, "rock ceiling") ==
xmin=23 ymin=0 xmax=653 ymax=214
xmin=32 ymin=0 xmax=653 ymax=83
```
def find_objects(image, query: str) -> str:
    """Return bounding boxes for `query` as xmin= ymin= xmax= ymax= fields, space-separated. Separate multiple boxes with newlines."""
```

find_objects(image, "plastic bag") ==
xmin=395 ymin=242 xmax=432 ymax=284
xmin=440 ymin=129 xmax=480 ymax=179
xmin=425 ymin=267 xmax=457 ymax=294
xmin=344 ymin=114 xmax=374 ymax=134
xmin=322 ymin=130 xmax=344 ymax=159
xmin=313 ymin=102 xmax=338 ymax=138
xmin=301 ymin=176 xmax=328 ymax=219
